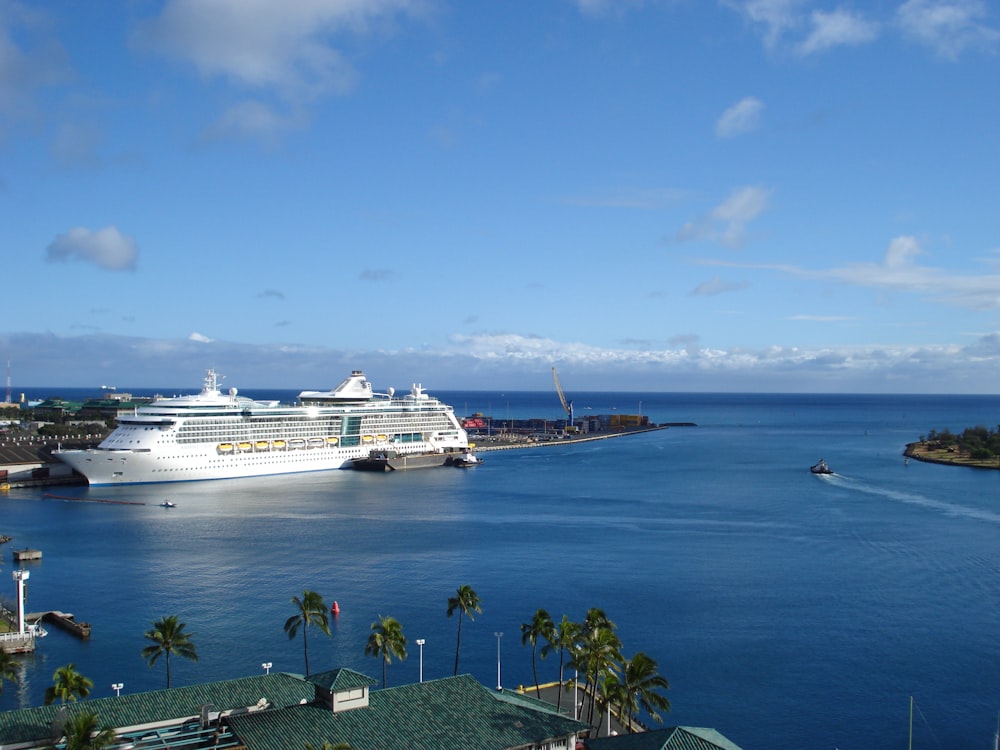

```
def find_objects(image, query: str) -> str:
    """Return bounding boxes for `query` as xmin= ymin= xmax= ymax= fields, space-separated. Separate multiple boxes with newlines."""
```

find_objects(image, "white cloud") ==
xmin=797 ymin=9 xmax=879 ymax=55
xmin=132 ymin=0 xmax=423 ymax=100
xmin=676 ymin=185 xmax=772 ymax=248
xmin=715 ymin=97 xmax=765 ymax=138
xmin=45 ymin=226 xmax=139 ymax=271
xmin=692 ymin=276 xmax=749 ymax=296
xmin=896 ymin=0 xmax=1000 ymax=59
xmin=189 ymin=332 xmax=214 ymax=343
xmin=720 ymin=0 xmax=805 ymax=50
xmin=722 ymin=1 xmax=879 ymax=55
xmin=703 ymin=235 xmax=1000 ymax=311
xmin=674 ymin=186 xmax=771 ymax=249
xmin=202 ymin=100 xmax=308 ymax=142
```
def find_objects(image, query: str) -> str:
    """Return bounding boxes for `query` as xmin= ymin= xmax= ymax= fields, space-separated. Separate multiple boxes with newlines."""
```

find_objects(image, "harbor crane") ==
xmin=551 ymin=368 xmax=576 ymax=432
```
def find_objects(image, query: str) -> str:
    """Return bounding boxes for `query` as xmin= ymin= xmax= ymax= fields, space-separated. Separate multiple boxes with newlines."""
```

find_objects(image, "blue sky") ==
xmin=2 ymin=0 xmax=998 ymax=392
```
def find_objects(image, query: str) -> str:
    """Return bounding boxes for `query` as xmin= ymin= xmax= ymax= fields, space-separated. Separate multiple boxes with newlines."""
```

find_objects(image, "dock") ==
xmin=26 ymin=610 xmax=91 ymax=639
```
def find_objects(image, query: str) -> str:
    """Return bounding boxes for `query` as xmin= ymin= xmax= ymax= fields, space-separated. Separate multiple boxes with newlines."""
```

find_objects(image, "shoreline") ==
xmin=473 ymin=423 xmax=693 ymax=452
xmin=903 ymin=441 xmax=1000 ymax=471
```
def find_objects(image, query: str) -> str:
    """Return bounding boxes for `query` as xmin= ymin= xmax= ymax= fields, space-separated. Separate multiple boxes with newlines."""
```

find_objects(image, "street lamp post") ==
xmin=261 ymin=662 xmax=272 ymax=675
xmin=416 ymin=639 xmax=425 ymax=683
xmin=494 ymin=632 xmax=503 ymax=690
xmin=111 ymin=683 xmax=123 ymax=697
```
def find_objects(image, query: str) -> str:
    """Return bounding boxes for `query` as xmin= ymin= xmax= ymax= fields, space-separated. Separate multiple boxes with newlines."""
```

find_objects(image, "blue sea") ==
xmin=2 ymin=390 xmax=999 ymax=749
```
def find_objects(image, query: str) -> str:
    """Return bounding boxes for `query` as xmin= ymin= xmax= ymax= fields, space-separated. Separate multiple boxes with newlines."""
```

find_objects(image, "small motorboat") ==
xmin=451 ymin=451 xmax=483 ymax=467
xmin=810 ymin=459 xmax=833 ymax=475
xmin=159 ymin=501 xmax=176 ymax=508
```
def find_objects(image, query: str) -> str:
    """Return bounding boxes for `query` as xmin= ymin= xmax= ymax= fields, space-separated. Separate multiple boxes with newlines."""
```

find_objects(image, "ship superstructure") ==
xmin=55 ymin=369 xmax=469 ymax=485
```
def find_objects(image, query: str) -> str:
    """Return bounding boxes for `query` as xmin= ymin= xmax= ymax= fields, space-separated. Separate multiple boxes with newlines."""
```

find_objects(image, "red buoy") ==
xmin=331 ymin=601 xmax=340 ymax=615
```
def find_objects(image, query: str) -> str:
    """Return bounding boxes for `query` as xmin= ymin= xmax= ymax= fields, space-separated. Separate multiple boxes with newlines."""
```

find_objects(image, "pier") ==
xmin=27 ymin=610 xmax=91 ymax=639
xmin=12 ymin=548 xmax=42 ymax=562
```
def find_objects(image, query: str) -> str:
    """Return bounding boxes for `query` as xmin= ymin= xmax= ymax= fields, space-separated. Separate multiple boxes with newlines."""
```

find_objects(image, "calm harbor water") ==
xmin=2 ymin=390 xmax=999 ymax=749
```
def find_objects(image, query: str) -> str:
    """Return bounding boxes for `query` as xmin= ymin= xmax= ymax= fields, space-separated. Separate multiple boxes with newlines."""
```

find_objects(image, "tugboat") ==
xmin=159 ymin=500 xmax=176 ymax=508
xmin=810 ymin=459 xmax=833 ymax=475
xmin=451 ymin=449 xmax=483 ymax=467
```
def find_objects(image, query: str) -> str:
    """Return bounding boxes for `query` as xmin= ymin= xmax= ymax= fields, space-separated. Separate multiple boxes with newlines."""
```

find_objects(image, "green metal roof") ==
xmin=306 ymin=668 xmax=378 ymax=693
xmin=227 ymin=674 xmax=590 ymax=750
xmin=0 ymin=672 xmax=314 ymax=746
xmin=582 ymin=726 xmax=744 ymax=750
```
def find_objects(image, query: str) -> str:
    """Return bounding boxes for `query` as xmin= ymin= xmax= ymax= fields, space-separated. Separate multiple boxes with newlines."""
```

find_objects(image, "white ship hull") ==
xmin=56 ymin=369 xmax=469 ymax=486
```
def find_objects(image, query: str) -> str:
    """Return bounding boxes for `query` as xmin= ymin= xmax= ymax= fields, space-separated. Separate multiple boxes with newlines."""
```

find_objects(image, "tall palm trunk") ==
xmin=453 ymin=613 xmax=463 ymax=676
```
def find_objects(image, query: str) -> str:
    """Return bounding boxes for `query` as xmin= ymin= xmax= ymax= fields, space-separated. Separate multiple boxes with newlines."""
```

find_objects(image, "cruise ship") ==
xmin=55 ymin=369 xmax=470 ymax=485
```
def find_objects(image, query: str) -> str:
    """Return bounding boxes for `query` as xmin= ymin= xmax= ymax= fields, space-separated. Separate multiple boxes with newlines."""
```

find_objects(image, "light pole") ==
xmin=416 ymin=639 xmax=425 ymax=683
xmin=12 ymin=569 xmax=29 ymax=634
xmin=494 ymin=631 xmax=503 ymax=690
xmin=261 ymin=662 xmax=272 ymax=675
xmin=111 ymin=683 xmax=123 ymax=697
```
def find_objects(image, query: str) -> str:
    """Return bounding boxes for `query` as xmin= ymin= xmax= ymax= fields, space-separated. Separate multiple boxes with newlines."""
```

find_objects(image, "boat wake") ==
xmin=824 ymin=474 xmax=1000 ymax=524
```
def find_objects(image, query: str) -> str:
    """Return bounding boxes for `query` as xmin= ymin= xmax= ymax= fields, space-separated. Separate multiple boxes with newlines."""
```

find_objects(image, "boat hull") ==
xmin=57 ymin=442 xmax=451 ymax=485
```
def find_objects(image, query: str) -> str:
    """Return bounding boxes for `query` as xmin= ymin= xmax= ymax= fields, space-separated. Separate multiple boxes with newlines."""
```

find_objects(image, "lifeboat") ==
xmin=289 ymin=438 xmax=306 ymax=449
xmin=376 ymin=434 xmax=388 ymax=443
xmin=255 ymin=441 xmax=270 ymax=451
xmin=238 ymin=442 xmax=252 ymax=452
xmin=218 ymin=443 xmax=234 ymax=453
xmin=362 ymin=435 xmax=374 ymax=444
xmin=308 ymin=437 xmax=325 ymax=448
xmin=272 ymin=440 xmax=286 ymax=449
xmin=326 ymin=436 xmax=339 ymax=446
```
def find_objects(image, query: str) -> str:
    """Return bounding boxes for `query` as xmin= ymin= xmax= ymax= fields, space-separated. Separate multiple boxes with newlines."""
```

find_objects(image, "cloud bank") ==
xmin=4 ymin=329 xmax=999 ymax=394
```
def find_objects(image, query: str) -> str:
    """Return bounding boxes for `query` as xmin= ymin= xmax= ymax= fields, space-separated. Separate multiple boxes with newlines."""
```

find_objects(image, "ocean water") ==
xmin=2 ymin=391 xmax=999 ymax=750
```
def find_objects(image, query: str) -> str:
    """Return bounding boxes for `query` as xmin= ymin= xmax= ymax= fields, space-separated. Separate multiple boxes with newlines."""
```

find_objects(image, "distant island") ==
xmin=905 ymin=425 xmax=1000 ymax=470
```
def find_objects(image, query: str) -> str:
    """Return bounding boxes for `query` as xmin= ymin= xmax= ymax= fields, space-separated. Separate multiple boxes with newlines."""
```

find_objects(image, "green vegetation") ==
xmin=522 ymin=606 xmax=670 ymax=734
xmin=520 ymin=608 xmax=554 ymax=697
xmin=284 ymin=590 xmax=331 ymax=677
xmin=54 ymin=711 xmax=118 ymax=750
xmin=141 ymin=615 xmax=199 ymax=688
xmin=447 ymin=584 xmax=482 ymax=676
xmin=908 ymin=425 xmax=1000 ymax=469
xmin=922 ymin=425 xmax=1000 ymax=460
xmin=365 ymin=615 xmax=407 ymax=688
xmin=44 ymin=663 xmax=93 ymax=705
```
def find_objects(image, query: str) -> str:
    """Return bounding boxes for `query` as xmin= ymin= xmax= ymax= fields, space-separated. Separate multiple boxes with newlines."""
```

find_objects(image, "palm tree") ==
xmin=284 ymin=590 xmax=331 ymax=677
xmin=540 ymin=614 xmax=580 ymax=711
xmin=520 ymin=608 xmax=554 ymax=696
xmin=364 ymin=614 xmax=407 ymax=688
xmin=0 ymin=649 xmax=18 ymax=695
xmin=575 ymin=609 xmax=621 ymax=726
xmin=446 ymin=584 xmax=482 ymax=676
xmin=141 ymin=615 xmax=199 ymax=688
xmin=44 ymin=663 xmax=93 ymax=705
xmin=611 ymin=651 xmax=671 ymax=730
xmin=57 ymin=711 xmax=117 ymax=750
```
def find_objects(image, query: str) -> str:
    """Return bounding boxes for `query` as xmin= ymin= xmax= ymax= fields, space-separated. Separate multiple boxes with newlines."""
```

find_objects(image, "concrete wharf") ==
xmin=474 ymin=422 xmax=693 ymax=452
xmin=26 ymin=610 xmax=91 ymax=639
